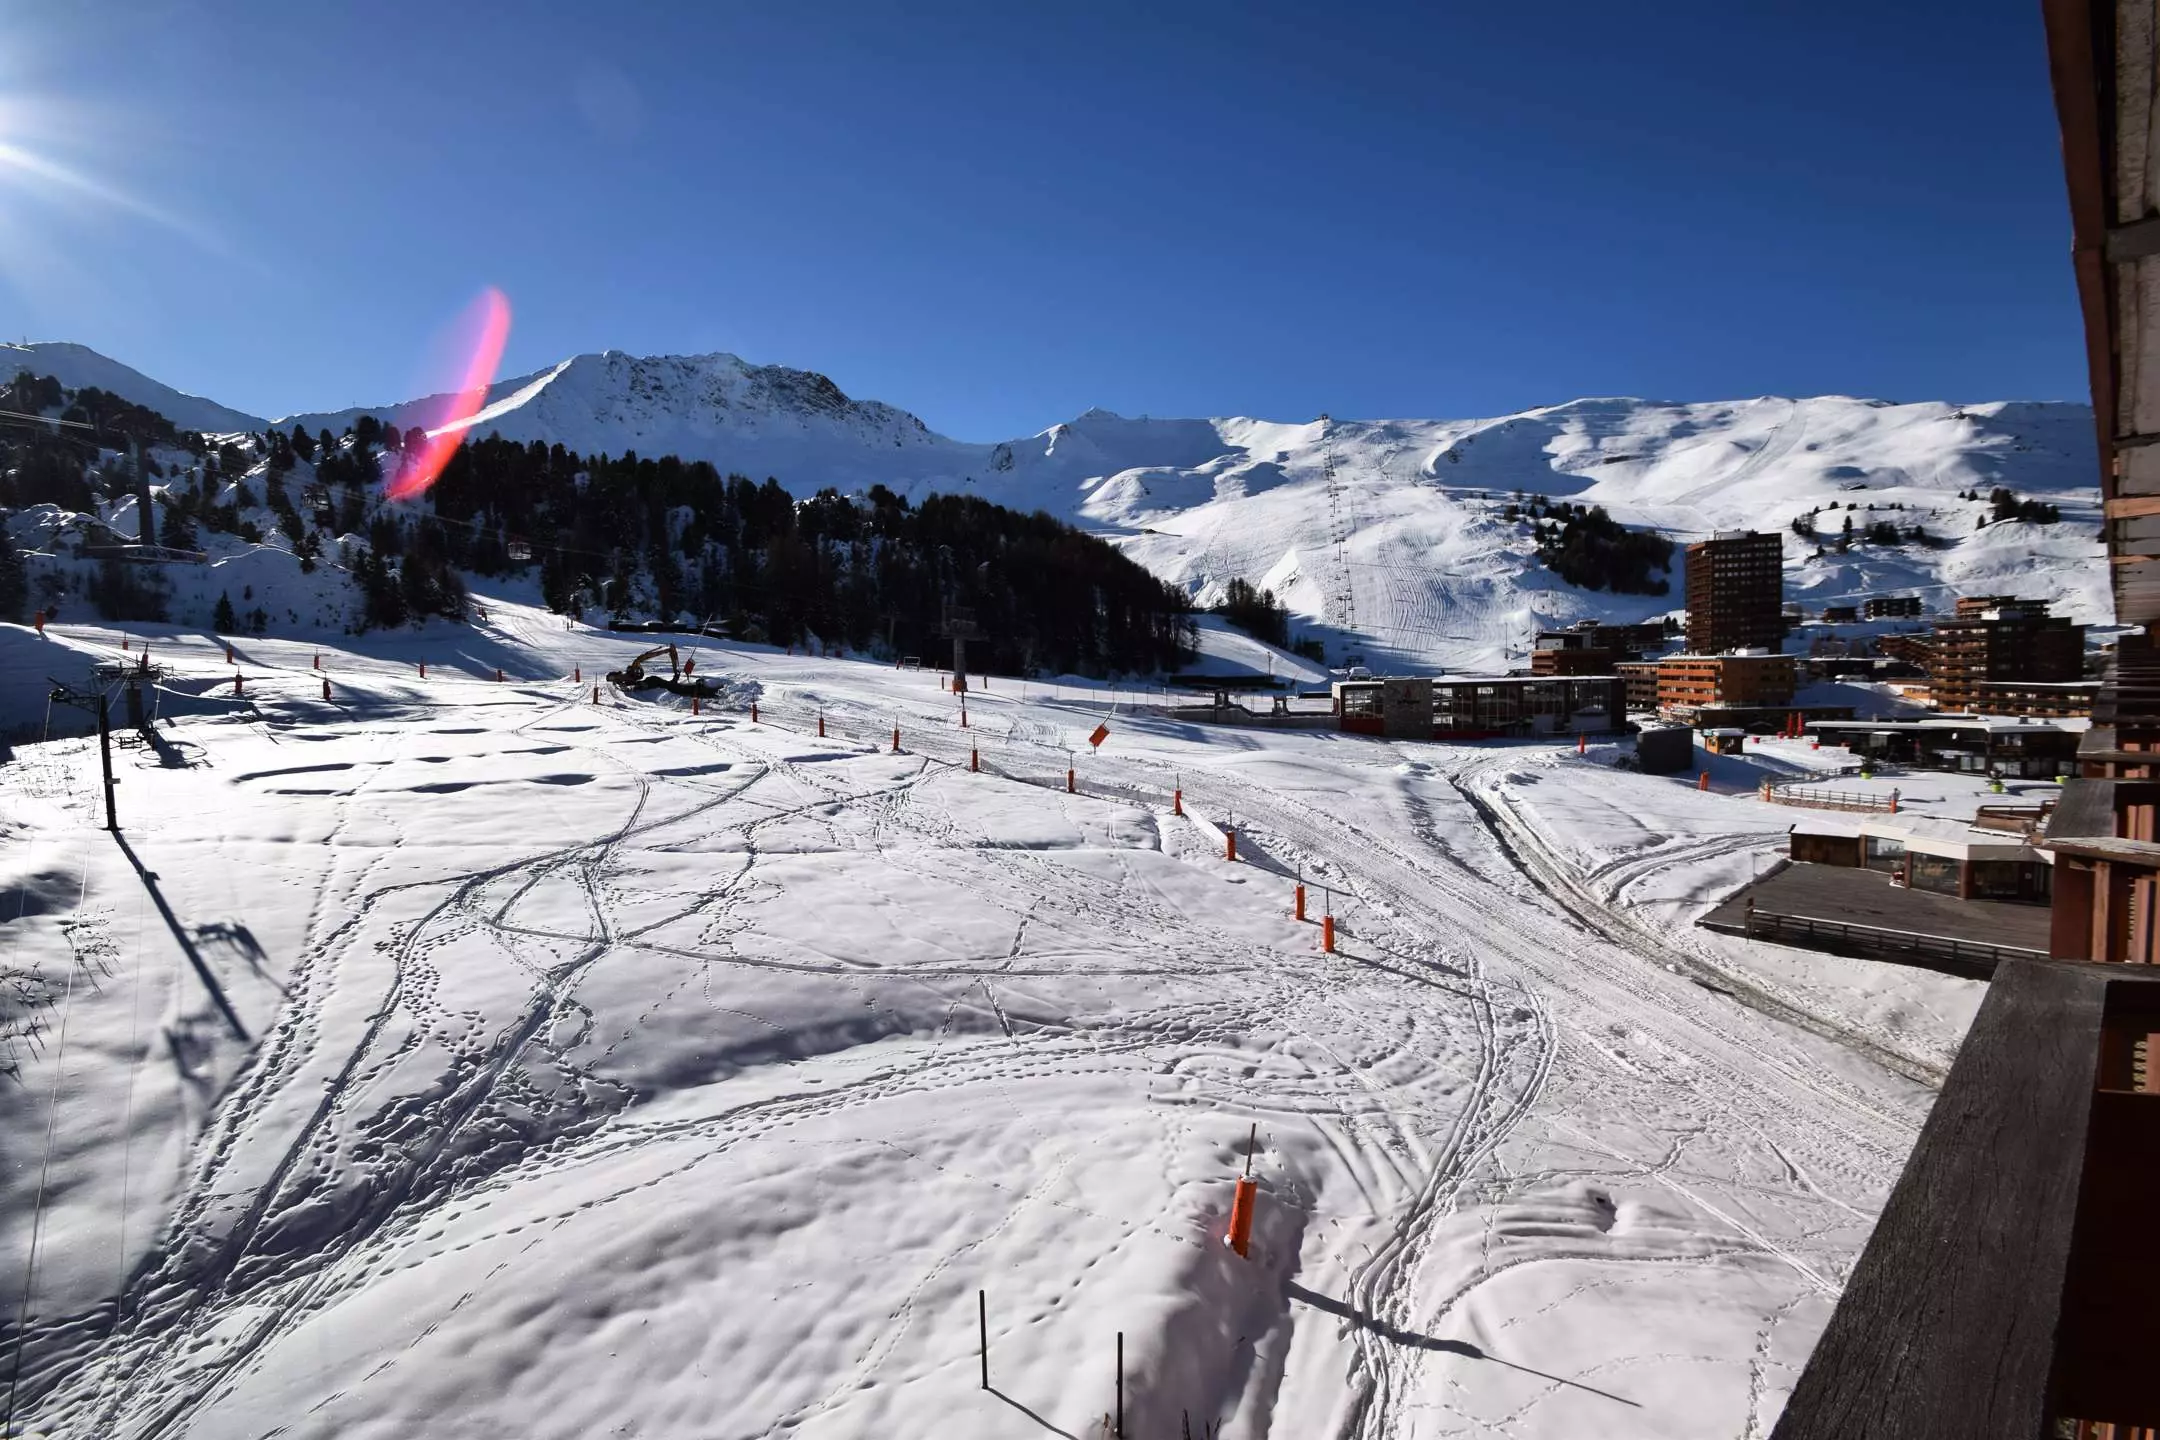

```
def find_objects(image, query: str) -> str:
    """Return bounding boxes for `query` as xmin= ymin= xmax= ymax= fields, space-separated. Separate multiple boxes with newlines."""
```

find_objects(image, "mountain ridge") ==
xmin=2 ymin=340 xmax=2106 ymax=669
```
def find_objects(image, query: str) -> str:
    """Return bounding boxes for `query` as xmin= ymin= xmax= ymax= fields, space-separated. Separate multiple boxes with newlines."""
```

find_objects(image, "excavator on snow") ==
xmin=606 ymin=644 xmax=679 ymax=689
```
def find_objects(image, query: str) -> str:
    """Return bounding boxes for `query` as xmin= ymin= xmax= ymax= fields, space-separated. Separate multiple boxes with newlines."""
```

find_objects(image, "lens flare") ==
xmin=386 ymin=286 xmax=512 ymax=502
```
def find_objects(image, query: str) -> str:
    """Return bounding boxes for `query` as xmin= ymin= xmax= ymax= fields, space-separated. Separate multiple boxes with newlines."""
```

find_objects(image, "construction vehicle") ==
xmin=606 ymin=644 xmax=679 ymax=689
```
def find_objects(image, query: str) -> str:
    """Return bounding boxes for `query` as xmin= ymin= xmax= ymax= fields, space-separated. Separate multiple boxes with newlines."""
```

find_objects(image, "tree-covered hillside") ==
xmin=0 ymin=373 xmax=1196 ymax=677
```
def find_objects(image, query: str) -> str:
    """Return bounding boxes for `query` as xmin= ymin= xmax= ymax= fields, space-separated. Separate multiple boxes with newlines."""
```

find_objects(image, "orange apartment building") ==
xmin=1654 ymin=652 xmax=1796 ymax=717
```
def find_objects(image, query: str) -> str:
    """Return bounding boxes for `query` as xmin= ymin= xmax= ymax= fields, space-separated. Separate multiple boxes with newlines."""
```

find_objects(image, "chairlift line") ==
xmin=0 ymin=406 xmax=98 ymax=432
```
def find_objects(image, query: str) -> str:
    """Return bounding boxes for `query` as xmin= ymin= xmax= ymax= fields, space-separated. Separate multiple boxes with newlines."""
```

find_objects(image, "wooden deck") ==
xmin=1700 ymin=862 xmax=2051 ymax=971
xmin=1771 ymin=960 xmax=2160 ymax=1436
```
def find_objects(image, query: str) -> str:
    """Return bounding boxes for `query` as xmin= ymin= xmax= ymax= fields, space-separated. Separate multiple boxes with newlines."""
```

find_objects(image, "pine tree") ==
xmin=213 ymin=590 xmax=237 ymax=632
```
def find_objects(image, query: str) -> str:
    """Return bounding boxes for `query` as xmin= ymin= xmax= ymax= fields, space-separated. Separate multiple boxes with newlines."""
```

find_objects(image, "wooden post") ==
xmin=979 ymin=1290 xmax=988 ymax=1390
xmin=592 ymin=685 xmax=599 ymax=703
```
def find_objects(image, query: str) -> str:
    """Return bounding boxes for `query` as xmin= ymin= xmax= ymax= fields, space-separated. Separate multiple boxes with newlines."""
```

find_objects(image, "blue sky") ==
xmin=0 ymin=0 xmax=2083 ymax=438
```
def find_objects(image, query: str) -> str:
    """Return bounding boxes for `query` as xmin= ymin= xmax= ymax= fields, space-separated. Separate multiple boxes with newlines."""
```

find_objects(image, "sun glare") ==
xmin=384 ymin=286 xmax=514 ymax=503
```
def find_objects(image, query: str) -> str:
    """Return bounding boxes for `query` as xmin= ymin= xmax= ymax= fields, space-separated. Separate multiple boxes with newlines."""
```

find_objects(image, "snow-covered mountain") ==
xmin=7 ymin=341 xmax=2104 ymax=670
xmin=0 ymin=341 xmax=267 ymax=434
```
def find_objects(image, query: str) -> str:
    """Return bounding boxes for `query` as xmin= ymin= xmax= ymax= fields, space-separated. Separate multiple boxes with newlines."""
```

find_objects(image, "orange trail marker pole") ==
xmin=892 ymin=726 xmax=901 ymax=753
xmin=818 ymin=713 xmax=826 ymax=738
xmin=321 ymin=678 xmax=330 ymax=701
xmin=418 ymin=661 xmax=426 ymax=679
xmin=121 ymin=635 xmax=129 ymax=651
xmin=971 ymin=747 xmax=979 ymax=772
xmin=233 ymin=673 xmax=244 ymax=696
xmin=1225 ymin=829 xmax=1237 ymax=862
xmin=1067 ymin=767 xmax=1075 ymax=794
xmin=751 ymin=701 xmax=759 ymax=723
xmin=1228 ymin=1178 xmax=1257 ymax=1258
xmin=961 ymin=706 xmax=968 ymax=728
xmin=1295 ymin=883 xmax=1306 ymax=921
xmin=225 ymin=645 xmax=233 ymax=665
xmin=1174 ymin=787 xmax=1183 ymax=817
xmin=1698 ymin=770 xmax=1710 ymax=791
xmin=1322 ymin=913 xmax=1335 ymax=953
xmin=496 ymin=667 xmax=504 ymax=682
xmin=574 ymin=665 xmax=581 ymax=684
xmin=1577 ymin=732 xmax=1586 ymax=755
xmin=692 ymin=693 xmax=701 ymax=716
xmin=314 ymin=653 xmax=321 ymax=670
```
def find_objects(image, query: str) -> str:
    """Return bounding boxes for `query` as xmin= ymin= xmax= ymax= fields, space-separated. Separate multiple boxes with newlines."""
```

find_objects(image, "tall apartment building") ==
xmin=1684 ymin=531 xmax=1785 ymax=653
xmin=1930 ymin=598 xmax=2085 ymax=712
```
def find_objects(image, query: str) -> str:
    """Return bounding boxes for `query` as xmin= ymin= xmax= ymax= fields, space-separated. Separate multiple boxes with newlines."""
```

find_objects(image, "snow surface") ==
xmin=3 ymin=599 xmax=1959 ymax=1438
xmin=14 ymin=344 xmax=2106 ymax=672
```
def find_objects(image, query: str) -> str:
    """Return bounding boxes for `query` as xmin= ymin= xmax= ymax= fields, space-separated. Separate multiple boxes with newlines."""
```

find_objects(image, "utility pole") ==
xmin=97 ymin=693 xmax=118 ymax=831
xmin=130 ymin=438 xmax=156 ymax=548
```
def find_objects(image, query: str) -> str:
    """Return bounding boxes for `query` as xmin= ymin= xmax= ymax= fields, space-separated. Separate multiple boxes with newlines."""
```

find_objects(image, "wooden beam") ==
xmin=2106 ymin=213 xmax=2160 ymax=262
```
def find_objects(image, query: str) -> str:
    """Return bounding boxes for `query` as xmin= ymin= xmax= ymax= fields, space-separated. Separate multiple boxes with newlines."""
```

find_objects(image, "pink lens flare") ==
xmin=385 ymin=286 xmax=512 ymax=502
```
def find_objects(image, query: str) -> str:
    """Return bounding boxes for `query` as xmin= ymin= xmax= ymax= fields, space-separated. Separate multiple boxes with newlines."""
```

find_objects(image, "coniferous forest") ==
xmin=429 ymin=437 xmax=1195 ymax=675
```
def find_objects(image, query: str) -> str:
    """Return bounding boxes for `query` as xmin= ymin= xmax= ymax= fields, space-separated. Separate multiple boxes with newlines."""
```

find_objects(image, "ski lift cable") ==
xmin=0 ymin=406 xmax=97 ymax=432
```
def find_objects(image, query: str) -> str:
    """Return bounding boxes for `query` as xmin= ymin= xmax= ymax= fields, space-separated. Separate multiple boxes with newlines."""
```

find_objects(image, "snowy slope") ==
xmin=0 ymin=341 xmax=267 ymax=434
xmin=15 ymin=344 xmax=2106 ymax=671
xmin=2 ymin=606 xmax=1948 ymax=1438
